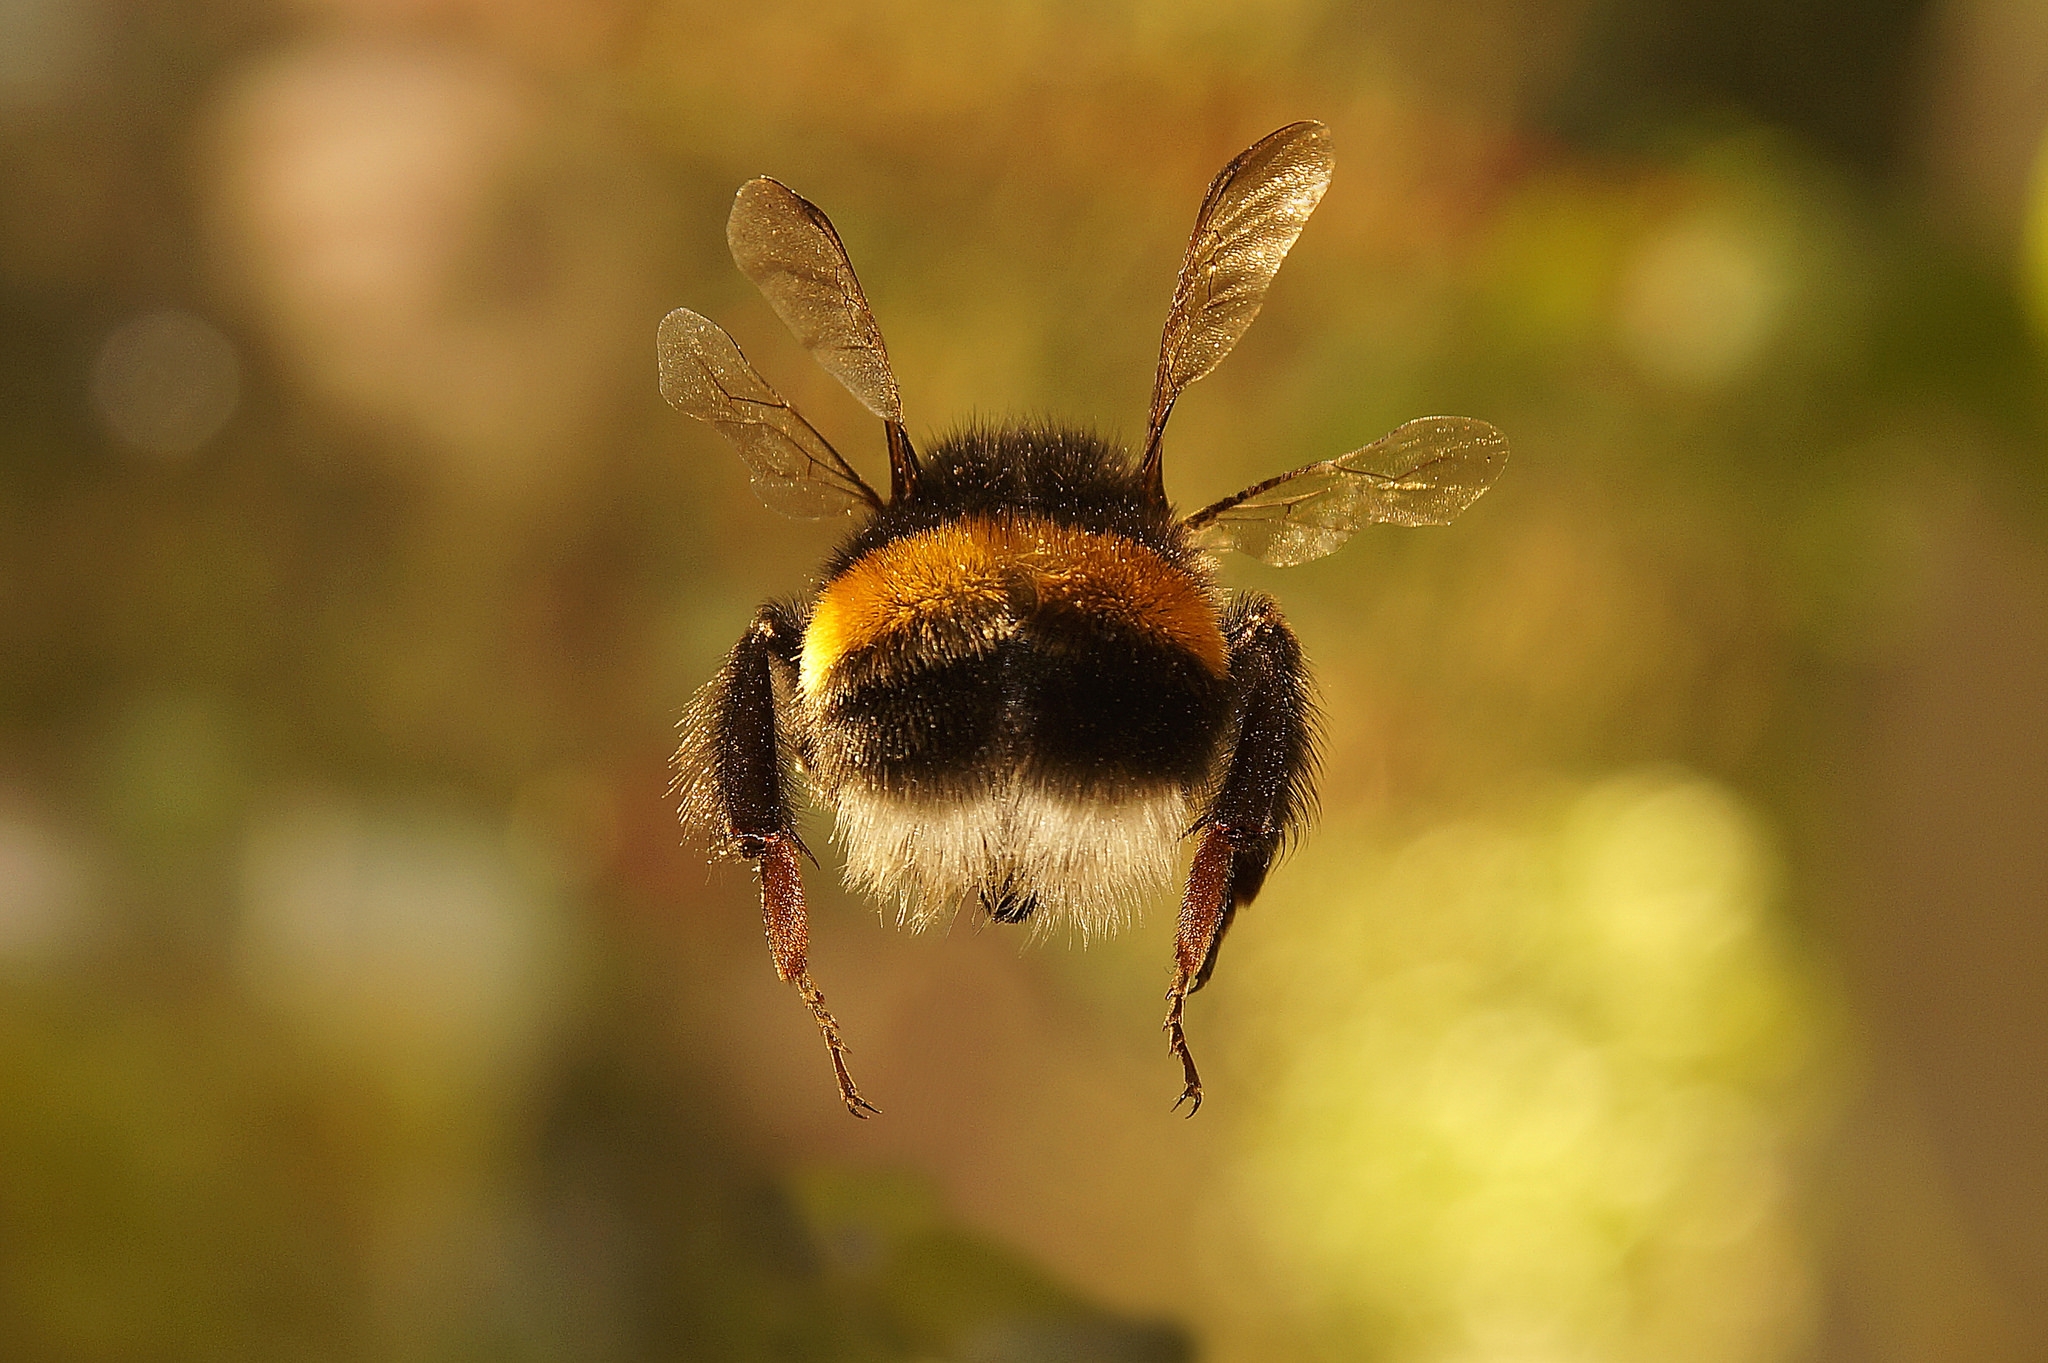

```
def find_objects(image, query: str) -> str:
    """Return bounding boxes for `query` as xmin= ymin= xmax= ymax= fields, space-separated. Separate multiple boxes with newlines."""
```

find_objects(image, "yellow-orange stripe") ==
xmin=801 ymin=516 xmax=1224 ymax=696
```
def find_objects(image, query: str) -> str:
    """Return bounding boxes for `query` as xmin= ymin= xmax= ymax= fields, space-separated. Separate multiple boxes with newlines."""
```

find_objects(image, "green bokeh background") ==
xmin=3 ymin=1 xmax=2046 ymax=1360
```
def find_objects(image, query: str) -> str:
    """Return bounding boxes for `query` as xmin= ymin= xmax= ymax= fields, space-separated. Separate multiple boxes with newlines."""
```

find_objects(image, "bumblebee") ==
xmin=659 ymin=122 xmax=1505 ymax=1117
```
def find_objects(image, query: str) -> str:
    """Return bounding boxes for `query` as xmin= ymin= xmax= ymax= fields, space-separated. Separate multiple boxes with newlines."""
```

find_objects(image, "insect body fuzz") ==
xmin=660 ymin=122 xmax=1505 ymax=1115
xmin=682 ymin=422 xmax=1317 ymax=939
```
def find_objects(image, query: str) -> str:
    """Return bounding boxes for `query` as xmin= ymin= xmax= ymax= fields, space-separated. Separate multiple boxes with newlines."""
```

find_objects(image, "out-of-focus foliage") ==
xmin=3 ymin=0 xmax=2047 ymax=1361
xmin=1216 ymin=775 xmax=1828 ymax=1362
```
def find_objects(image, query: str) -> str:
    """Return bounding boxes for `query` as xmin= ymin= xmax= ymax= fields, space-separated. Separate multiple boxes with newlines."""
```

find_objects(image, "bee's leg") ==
xmin=1165 ymin=827 xmax=1232 ymax=1115
xmin=744 ymin=830 xmax=876 ymax=1117
xmin=710 ymin=604 xmax=878 ymax=1118
xmin=1165 ymin=593 xmax=1317 ymax=1115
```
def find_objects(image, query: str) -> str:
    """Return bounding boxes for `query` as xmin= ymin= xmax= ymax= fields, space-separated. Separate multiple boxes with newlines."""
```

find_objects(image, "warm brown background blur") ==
xmin=4 ymin=1 xmax=2047 ymax=1360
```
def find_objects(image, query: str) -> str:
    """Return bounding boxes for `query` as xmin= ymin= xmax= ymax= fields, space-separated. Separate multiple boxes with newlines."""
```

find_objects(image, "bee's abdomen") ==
xmin=801 ymin=516 xmax=1230 ymax=791
xmin=1008 ymin=602 xmax=1230 ymax=781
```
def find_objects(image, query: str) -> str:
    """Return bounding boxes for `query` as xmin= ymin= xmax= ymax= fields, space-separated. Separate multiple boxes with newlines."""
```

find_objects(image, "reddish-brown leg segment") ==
xmin=758 ymin=833 xmax=877 ymax=1118
xmin=1165 ymin=825 xmax=1235 ymax=1115
xmin=1162 ymin=594 xmax=1319 ymax=1114
xmin=696 ymin=603 xmax=878 ymax=1116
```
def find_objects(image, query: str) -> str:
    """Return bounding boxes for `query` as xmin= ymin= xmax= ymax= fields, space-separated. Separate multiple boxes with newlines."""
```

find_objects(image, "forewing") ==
xmin=1185 ymin=417 xmax=1507 ymax=567
xmin=1146 ymin=121 xmax=1334 ymax=447
xmin=657 ymin=307 xmax=882 ymax=518
xmin=727 ymin=177 xmax=902 ymax=423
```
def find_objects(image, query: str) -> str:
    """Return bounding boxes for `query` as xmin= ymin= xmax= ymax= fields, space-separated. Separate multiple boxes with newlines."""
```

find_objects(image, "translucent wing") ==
xmin=1142 ymin=121 xmax=1335 ymax=481
xmin=727 ymin=177 xmax=901 ymax=424
xmin=657 ymin=307 xmax=882 ymax=519
xmin=1184 ymin=417 xmax=1507 ymax=567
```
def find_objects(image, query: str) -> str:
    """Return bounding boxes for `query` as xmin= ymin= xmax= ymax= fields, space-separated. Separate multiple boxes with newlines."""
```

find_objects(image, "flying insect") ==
xmin=659 ymin=121 xmax=1506 ymax=1117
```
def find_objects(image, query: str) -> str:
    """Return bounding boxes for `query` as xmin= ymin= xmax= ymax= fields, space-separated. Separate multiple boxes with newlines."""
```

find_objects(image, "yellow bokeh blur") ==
xmin=2 ymin=1 xmax=2045 ymax=1360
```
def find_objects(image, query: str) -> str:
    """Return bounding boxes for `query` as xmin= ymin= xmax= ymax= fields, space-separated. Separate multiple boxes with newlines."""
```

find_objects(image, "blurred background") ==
xmin=3 ymin=0 xmax=2046 ymax=1359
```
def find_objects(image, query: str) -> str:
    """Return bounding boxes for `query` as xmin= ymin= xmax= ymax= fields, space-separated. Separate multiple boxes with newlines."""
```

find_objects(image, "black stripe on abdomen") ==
xmin=821 ymin=619 xmax=1230 ymax=794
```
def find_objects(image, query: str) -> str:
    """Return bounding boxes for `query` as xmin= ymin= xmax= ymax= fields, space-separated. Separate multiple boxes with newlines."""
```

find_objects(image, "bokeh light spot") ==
xmin=0 ymin=790 xmax=97 ymax=965
xmin=90 ymin=309 xmax=241 ymax=458
xmin=1617 ymin=215 xmax=1786 ymax=387
xmin=236 ymin=791 xmax=571 ymax=1099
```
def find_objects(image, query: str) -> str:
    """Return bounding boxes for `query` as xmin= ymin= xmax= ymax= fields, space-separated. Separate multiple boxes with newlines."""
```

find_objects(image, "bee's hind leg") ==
xmin=748 ymin=830 xmax=877 ymax=1117
xmin=706 ymin=603 xmax=878 ymax=1118
xmin=1165 ymin=592 xmax=1317 ymax=1116
xmin=1166 ymin=829 xmax=1232 ymax=1114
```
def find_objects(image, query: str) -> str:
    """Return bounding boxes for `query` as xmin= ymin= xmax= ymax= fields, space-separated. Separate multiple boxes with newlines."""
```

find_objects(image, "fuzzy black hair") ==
xmin=823 ymin=422 xmax=1189 ymax=579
